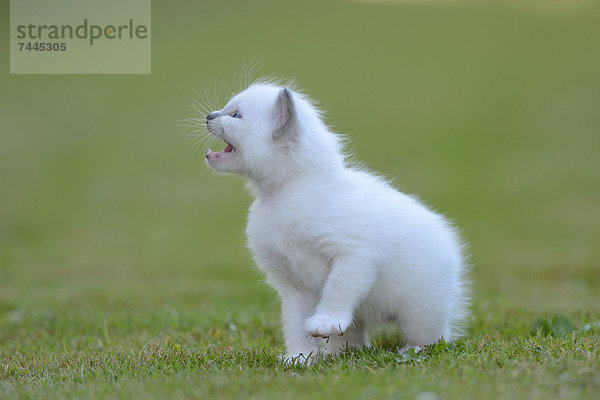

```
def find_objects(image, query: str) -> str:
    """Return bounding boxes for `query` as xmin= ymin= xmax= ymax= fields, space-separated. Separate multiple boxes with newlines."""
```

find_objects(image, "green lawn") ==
xmin=1 ymin=0 xmax=599 ymax=398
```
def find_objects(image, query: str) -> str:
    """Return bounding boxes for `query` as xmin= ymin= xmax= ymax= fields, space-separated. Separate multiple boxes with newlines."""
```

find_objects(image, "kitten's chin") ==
xmin=205 ymin=152 xmax=241 ymax=173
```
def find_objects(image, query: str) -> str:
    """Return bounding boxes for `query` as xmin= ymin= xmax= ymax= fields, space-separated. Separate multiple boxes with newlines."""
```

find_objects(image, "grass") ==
xmin=1 ymin=0 xmax=599 ymax=398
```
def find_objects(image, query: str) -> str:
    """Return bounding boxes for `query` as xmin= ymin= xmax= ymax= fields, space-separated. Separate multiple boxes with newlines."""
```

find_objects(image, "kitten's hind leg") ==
xmin=394 ymin=305 xmax=451 ymax=349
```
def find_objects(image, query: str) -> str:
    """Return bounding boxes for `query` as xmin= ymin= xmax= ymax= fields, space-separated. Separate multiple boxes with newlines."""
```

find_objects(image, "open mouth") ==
xmin=206 ymin=140 xmax=236 ymax=160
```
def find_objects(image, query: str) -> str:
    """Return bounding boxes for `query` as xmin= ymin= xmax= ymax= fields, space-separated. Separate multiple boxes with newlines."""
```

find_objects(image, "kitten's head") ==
xmin=204 ymin=82 xmax=342 ymax=184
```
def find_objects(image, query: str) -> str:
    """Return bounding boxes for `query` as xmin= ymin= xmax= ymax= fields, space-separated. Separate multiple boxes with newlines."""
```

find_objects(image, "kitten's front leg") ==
xmin=305 ymin=255 xmax=376 ymax=338
xmin=278 ymin=284 xmax=321 ymax=364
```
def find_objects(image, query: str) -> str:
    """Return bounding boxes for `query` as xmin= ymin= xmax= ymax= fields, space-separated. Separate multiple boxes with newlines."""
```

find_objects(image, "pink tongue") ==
xmin=224 ymin=144 xmax=234 ymax=153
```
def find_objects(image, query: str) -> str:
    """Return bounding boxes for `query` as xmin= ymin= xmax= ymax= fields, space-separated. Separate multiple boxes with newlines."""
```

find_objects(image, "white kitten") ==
xmin=204 ymin=81 xmax=469 ymax=363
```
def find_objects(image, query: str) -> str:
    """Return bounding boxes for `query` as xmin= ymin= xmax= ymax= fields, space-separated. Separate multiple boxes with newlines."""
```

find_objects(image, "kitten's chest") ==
xmin=246 ymin=201 xmax=331 ymax=290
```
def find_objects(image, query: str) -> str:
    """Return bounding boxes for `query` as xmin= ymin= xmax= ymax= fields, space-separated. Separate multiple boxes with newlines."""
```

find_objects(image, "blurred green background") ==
xmin=1 ymin=0 xmax=599 ymax=396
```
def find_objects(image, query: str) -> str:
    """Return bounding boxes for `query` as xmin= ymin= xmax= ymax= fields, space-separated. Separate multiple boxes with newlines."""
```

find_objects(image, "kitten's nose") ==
xmin=205 ymin=112 xmax=217 ymax=128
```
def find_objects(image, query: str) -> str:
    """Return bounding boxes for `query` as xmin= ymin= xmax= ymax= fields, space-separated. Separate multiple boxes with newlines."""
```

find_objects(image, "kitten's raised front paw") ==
xmin=305 ymin=313 xmax=352 ymax=338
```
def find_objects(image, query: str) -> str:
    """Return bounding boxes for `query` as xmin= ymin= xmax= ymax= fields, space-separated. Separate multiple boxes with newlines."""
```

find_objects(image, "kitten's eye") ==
xmin=232 ymin=112 xmax=241 ymax=119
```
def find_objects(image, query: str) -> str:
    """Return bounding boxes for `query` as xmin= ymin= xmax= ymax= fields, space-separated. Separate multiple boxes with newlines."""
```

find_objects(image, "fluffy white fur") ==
xmin=203 ymin=81 xmax=469 ymax=363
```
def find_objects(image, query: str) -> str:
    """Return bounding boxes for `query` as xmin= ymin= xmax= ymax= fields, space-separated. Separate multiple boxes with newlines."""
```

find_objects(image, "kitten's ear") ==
xmin=272 ymin=88 xmax=297 ymax=140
